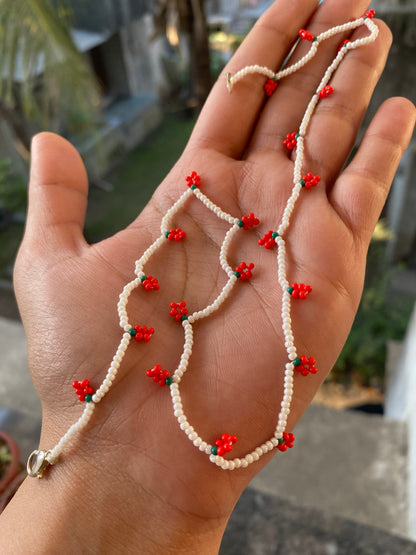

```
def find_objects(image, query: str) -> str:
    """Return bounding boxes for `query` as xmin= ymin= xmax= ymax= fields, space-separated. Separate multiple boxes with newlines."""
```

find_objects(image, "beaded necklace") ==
xmin=27 ymin=10 xmax=378 ymax=478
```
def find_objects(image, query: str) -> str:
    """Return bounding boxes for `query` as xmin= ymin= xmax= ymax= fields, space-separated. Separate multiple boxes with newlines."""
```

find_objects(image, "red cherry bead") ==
xmin=283 ymin=132 xmax=298 ymax=150
xmin=186 ymin=171 xmax=200 ymax=188
xmin=264 ymin=78 xmax=278 ymax=96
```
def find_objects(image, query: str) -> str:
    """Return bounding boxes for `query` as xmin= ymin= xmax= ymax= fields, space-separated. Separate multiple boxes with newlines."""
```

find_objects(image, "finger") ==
xmin=188 ymin=0 xmax=320 ymax=159
xmin=24 ymin=132 xmax=89 ymax=255
xmin=247 ymin=0 xmax=372 ymax=156
xmin=330 ymin=97 xmax=416 ymax=244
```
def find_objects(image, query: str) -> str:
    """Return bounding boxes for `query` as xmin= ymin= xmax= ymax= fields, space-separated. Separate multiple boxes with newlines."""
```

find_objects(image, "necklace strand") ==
xmin=27 ymin=11 xmax=378 ymax=478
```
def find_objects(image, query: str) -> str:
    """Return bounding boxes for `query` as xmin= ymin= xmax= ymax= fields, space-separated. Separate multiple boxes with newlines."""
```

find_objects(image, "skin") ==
xmin=1 ymin=0 xmax=415 ymax=553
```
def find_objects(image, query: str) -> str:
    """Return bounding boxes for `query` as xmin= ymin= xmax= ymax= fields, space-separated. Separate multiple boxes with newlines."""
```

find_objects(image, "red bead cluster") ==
xmin=212 ymin=433 xmax=237 ymax=456
xmin=288 ymin=283 xmax=312 ymax=299
xmin=277 ymin=432 xmax=295 ymax=452
xmin=283 ymin=132 xmax=298 ymax=150
xmin=186 ymin=171 xmax=200 ymax=188
xmin=264 ymin=78 xmax=278 ymax=96
xmin=240 ymin=212 xmax=260 ymax=230
xmin=294 ymin=355 xmax=318 ymax=376
xmin=166 ymin=228 xmax=186 ymax=241
xmin=72 ymin=379 xmax=94 ymax=402
xmin=364 ymin=9 xmax=375 ymax=19
xmin=301 ymin=172 xmax=320 ymax=189
xmin=142 ymin=275 xmax=159 ymax=291
xmin=170 ymin=301 xmax=188 ymax=321
xmin=258 ymin=230 xmax=278 ymax=249
xmin=235 ymin=261 xmax=254 ymax=280
xmin=299 ymin=29 xmax=315 ymax=42
xmin=146 ymin=365 xmax=172 ymax=386
xmin=318 ymin=85 xmax=334 ymax=99
xmin=338 ymin=39 xmax=350 ymax=51
xmin=132 ymin=325 xmax=154 ymax=342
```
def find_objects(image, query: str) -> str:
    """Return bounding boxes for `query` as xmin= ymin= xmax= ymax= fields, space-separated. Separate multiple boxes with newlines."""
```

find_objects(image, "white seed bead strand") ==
xmin=160 ymin=189 xmax=193 ymax=234
xmin=49 ymin=402 xmax=96 ymax=463
xmin=192 ymin=188 xmax=238 ymax=226
xmin=92 ymin=333 xmax=131 ymax=403
xmin=134 ymin=235 xmax=165 ymax=275
xmin=276 ymin=40 xmax=319 ymax=80
xmin=227 ymin=65 xmax=276 ymax=92
xmin=118 ymin=277 xmax=142 ymax=329
xmin=277 ymin=183 xmax=303 ymax=237
xmin=188 ymin=276 xmax=237 ymax=324
xmin=172 ymin=320 xmax=194 ymax=383
xmin=220 ymin=224 xmax=240 ymax=276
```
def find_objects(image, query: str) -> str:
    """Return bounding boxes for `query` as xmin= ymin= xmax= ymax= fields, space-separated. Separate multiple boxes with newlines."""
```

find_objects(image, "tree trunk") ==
xmin=174 ymin=0 xmax=212 ymax=111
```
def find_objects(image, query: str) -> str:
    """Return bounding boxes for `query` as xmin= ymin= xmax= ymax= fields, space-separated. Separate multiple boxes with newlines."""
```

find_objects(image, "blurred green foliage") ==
xmin=332 ymin=227 xmax=414 ymax=386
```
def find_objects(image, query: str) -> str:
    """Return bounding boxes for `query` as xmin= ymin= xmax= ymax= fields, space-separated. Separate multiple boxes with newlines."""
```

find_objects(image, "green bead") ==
xmin=140 ymin=275 xmax=147 ymax=282
xmin=295 ymin=133 xmax=300 ymax=140
xmin=300 ymin=180 xmax=306 ymax=187
xmin=211 ymin=446 xmax=218 ymax=456
xmin=165 ymin=231 xmax=170 ymax=238
xmin=180 ymin=315 xmax=188 ymax=322
xmin=165 ymin=377 xmax=173 ymax=386
xmin=191 ymin=184 xmax=197 ymax=190
xmin=237 ymin=220 xmax=244 ymax=228
xmin=234 ymin=271 xmax=241 ymax=279
xmin=343 ymin=42 xmax=348 ymax=47
xmin=129 ymin=328 xmax=136 ymax=336
xmin=363 ymin=16 xmax=368 ymax=20
xmin=293 ymin=357 xmax=301 ymax=366
xmin=278 ymin=438 xmax=284 ymax=445
xmin=287 ymin=287 xmax=293 ymax=294
xmin=85 ymin=394 xmax=92 ymax=403
xmin=271 ymin=232 xmax=278 ymax=239
xmin=313 ymin=36 xmax=317 ymax=42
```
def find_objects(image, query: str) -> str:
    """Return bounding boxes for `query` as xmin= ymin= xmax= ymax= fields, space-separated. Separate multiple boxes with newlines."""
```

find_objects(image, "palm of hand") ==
xmin=14 ymin=0 xmax=413 ymax=529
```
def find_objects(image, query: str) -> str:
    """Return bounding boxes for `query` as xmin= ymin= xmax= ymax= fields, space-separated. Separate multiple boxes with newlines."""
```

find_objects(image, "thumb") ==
xmin=24 ymin=132 xmax=89 ymax=255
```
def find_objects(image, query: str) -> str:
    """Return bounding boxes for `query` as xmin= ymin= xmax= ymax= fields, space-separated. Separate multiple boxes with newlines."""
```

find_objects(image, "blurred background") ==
xmin=0 ymin=0 xmax=415 ymax=552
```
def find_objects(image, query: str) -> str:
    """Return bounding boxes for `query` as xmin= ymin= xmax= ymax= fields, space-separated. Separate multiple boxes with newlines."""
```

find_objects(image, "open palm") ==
xmin=11 ymin=0 xmax=415 ymax=552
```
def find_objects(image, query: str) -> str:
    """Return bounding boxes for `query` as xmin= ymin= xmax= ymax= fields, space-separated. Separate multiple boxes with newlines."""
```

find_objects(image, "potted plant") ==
xmin=0 ymin=431 xmax=23 ymax=513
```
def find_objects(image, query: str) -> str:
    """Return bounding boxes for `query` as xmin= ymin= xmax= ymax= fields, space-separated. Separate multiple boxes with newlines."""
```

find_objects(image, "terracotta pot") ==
xmin=0 ymin=431 xmax=21 ymax=494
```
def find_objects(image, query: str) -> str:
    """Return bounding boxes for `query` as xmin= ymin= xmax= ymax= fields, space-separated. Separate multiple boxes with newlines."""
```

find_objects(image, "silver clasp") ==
xmin=27 ymin=449 xmax=52 ymax=478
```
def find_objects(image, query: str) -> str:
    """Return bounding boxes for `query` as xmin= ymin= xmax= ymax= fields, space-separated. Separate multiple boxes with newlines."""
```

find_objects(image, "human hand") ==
xmin=3 ymin=0 xmax=415 ymax=552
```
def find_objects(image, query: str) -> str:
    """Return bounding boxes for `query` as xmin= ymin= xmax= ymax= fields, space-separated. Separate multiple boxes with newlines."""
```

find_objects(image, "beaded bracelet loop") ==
xmin=27 ymin=11 xmax=378 ymax=477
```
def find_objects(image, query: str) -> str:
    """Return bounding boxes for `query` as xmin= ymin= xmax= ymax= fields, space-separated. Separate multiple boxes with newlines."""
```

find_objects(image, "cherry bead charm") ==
xmin=72 ymin=379 xmax=94 ymax=402
xmin=211 ymin=433 xmax=237 ymax=457
xmin=300 ymin=172 xmax=320 ymax=189
xmin=264 ymin=78 xmax=278 ymax=96
xmin=318 ymin=86 xmax=334 ymax=99
xmin=141 ymin=275 xmax=160 ymax=291
xmin=277 ymin=432 xmax=295 ymax=452
xmin=364 ymin=9 xmax=375 ymax=19
xmin=299 ymin=29 xmax=315 ymax=42
xmin=166 ymin=228 xmax=186 ymax=241
xmin=146 ymin=365 xmax=172 ymax=386
xmin=283 ymin=132 xmax=299 ymax=150
xmin=170 ymin=301 xmax=188 ymax=321
xmin=130 ymin=325 xmax=155 ymax=342
xmin=293 ymin=355 xmax=318 ymax=376
xmin=288 ymin=283 xmax=312 ymax=299
xmin=258 ymin=230 xmax=278 ymax=249
xmin=186 ymin=171 xmax=201 ymax=189
xmin=234 ymin=261 xmax=254 ymax=280
xmin=238 ymin=212 xmax=260 ymax=230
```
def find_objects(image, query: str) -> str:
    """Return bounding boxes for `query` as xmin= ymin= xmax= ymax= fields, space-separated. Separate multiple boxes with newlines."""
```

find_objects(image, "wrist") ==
xmin=0 ymin=443 xmax=226 ymax=554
